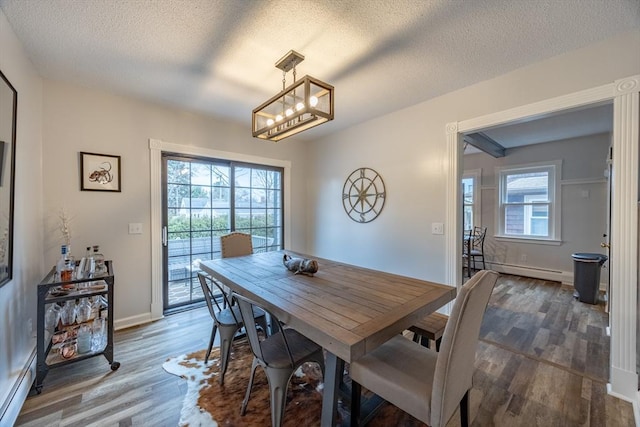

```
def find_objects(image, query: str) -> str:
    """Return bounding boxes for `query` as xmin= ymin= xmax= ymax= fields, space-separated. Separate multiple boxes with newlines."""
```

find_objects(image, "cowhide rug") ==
xmin=163 ymin=338 xmax=425 ymax=426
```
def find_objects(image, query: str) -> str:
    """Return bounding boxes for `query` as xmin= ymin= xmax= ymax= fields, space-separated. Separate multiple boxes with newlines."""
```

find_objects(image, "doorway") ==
xmin=460 ymin=103 xmax=612 ymax=287
xmin=445 ymin=75 xmax=639 ymax=401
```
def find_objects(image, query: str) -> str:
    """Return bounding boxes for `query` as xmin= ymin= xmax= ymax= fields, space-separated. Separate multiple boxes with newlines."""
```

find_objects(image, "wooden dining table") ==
xmin=199 ymin=250 xmax=456 ymax=426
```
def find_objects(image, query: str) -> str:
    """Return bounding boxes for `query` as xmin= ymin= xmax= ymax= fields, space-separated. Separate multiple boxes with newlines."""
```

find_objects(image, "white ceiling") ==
xmin=1 ymin=0 xmax=638 ymax=142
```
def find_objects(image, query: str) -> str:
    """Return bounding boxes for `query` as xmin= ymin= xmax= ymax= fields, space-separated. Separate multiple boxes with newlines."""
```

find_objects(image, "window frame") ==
xmin=495 ymin=161 xmax=562 ymax=244
xmin=162 ymin=154 xmax=284 ymax=311
xmin=462 ymin=169 xmax=481 ymax=232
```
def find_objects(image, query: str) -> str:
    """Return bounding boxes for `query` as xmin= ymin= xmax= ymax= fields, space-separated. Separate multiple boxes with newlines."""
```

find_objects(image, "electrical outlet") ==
xmin=128 ymin=223 xmax=143 ymax=234
xmin=520 ymin=254 xmax=527 ymax=262
xmin=431 ymin=223 xmax=444 ymax=235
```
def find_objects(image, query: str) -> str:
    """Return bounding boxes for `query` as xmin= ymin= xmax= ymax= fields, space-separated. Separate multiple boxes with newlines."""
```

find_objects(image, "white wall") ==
xmin=41 ymin=80 xmax=310 ymax=324
xmin=464 ymin=134 xmax=610 ymax=282
xmin=307 ymin=30 xmax=639 ymax=286
xmin=0 ymin=9 xmax=44 ymax=424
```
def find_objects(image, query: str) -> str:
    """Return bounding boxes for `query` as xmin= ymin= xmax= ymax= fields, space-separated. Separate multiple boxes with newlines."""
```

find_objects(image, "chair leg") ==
xmin=350 ymin=380 xmax=361 ymax=427
xmin=267 ymin=366 xmax=294 ymax=427
xmin=241 ymin=358 xmax=259 ymax=415
xmin=420 ymin=336 xmax=430 ymax=348
xmin=460 ymin=390 xmax=469 ymax=427
xmin=205 ymin=324 xmax=217 ymax=364
xmin=218 ymin=326 xmax=237 ymax=385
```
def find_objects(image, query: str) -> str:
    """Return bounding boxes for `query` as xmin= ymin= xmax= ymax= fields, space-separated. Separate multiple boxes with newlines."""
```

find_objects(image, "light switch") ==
xmin=128 ymin=223 xmax=143 ymax=234
xmin=431 ymin=223 xmax=444 ymax=235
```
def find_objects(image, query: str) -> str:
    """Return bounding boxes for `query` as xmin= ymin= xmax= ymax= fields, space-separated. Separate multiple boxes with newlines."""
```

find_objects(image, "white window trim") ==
xmin=495 ymin=160 xmax=562 ymax=243
xmin=462 ymin=169 xmax=481 ymax=231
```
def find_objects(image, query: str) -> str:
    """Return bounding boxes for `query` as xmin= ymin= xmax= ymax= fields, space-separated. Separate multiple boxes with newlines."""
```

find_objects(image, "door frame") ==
xmin=445 ymin=75 xmax=639 ymax=402
xmin=149 ymin=138 xmax=292 ymax=320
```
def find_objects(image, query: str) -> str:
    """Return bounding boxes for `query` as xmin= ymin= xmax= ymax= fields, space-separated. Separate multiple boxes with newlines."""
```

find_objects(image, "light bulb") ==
xmin=276 ymin=114 xmax=283 ymax=122
xmin=285 ymin=108 xmax=293 ymax=117
xmin=310 ymin=96 xmax=318 ymax=107
xmin=266 ymin=119 xmax=274 ymax=126
xmin=296 ymin=102 xmax=305 ymax=111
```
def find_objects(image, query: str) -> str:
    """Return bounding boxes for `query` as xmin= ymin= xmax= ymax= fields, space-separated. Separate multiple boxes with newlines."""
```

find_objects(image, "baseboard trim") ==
xmin=114 ymin=312 xmax=156 ymax=331
xmin=608 ymin=366 xmax=639 ymax=404
xmin=0 ymin=348 xmax=36 ymax=426
xmin=487 ymin=262 xmax=571 ymax=284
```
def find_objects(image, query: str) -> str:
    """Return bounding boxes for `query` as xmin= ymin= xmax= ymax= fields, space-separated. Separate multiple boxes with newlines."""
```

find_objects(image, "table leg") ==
xmin=322 ymin=351 xmax=344 ymax=427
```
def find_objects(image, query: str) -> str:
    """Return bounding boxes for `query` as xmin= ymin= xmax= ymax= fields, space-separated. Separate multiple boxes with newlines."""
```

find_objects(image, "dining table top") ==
xmin=199 ymin=250 xmax=456 ymax=363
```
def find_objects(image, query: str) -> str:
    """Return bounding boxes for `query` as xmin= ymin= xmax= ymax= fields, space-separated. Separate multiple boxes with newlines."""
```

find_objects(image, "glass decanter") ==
xmin=60 ymin=300 xmax=77 ymax=326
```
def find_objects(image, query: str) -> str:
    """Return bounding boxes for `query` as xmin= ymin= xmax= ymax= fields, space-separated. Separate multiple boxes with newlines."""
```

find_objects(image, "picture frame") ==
xmin=0 ymin=70 xmax=16 ymax=288
xmin=80 ymin=152 xmax=121 ymax=192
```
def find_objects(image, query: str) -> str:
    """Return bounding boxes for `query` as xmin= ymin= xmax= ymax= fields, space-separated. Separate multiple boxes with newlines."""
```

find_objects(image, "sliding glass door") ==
xmin=162 ymin=154 xmax=283 ymax=312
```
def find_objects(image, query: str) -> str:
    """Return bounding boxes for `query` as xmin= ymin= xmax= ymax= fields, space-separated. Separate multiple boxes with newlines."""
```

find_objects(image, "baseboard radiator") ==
xmin=486 ymin=261 xmax=608 ymax=291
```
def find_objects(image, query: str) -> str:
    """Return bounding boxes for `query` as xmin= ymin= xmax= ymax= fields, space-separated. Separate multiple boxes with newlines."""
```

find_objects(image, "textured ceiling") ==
xmin=1 ymin=0 xmax=638 ymax=141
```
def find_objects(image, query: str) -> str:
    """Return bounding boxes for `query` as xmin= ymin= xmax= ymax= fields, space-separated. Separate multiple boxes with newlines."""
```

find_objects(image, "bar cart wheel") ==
xmin=111 ymin=361 xmax=120 ymax=371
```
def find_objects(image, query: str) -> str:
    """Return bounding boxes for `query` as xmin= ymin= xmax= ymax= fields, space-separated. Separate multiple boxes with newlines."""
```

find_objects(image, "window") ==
xmin=497 ymin=161 xmax=561 ymax=242
xmin=163 ymin=155 xmax=284 ymax=310
xmin=462 ymin=169 xmax=481 ymax=231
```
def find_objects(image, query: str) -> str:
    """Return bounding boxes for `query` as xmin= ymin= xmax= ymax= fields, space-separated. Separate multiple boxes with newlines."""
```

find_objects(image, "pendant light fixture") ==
xmin=252 ymin=50 xmax=334 ymax=142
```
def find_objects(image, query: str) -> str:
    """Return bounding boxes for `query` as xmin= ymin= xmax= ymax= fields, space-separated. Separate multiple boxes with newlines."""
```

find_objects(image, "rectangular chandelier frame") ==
xmin=252 ymin=74 xmax=334 ymax=142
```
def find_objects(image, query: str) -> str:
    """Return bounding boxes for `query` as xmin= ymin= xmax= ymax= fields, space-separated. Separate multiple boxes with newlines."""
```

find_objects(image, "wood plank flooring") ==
xmin=15 ymin=274 xmax=634 ymax=426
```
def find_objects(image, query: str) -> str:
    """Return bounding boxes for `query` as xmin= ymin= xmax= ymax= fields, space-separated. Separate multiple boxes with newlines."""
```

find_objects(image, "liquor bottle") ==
xmin=92 ymin=245 xmax=107 ymax=276
xmin=56 ymin=245 xmax=69 ymax=281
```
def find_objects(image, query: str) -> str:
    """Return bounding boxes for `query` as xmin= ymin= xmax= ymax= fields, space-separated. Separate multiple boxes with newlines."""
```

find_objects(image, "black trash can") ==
xmin=571 ymin=253 xmax=608 ymax=304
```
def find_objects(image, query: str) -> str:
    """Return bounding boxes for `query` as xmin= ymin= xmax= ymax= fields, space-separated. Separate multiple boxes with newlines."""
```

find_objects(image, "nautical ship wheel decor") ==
xmin=342 ymin=167 xmax=386 ymax=223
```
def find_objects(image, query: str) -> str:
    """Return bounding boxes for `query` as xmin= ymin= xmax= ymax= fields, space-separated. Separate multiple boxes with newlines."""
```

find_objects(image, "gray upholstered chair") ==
xmin=197 ymin=273 xmax=268 ymax=384
xmin=221 ymin=231 xmax=253 ymax=258
xmin=350 ymin=270 xmax=499 ymax=427
xmin=234 ymin=293 xmax=325 ymax=427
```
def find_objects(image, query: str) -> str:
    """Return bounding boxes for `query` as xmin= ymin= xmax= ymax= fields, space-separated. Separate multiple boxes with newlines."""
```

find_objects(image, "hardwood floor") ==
xmin=470 ymin=274 xmax=632 ymax=426
xmin=15 ymin=274 xmax=634 ymax=426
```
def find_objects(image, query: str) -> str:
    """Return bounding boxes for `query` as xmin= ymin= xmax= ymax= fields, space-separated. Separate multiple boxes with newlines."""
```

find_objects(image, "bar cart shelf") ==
xmin=35 ymin=260 xmax=119 ymax=393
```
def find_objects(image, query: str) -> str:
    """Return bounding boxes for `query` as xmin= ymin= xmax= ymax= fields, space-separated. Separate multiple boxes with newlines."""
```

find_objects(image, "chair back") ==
xmin=471 ymin=226 xmax=487 ymax=251
xmin=234 ymin=293 xmax=269 ymax=362
xmin=234 ymin=293 xmax=297 ymax=368
xmin=221 ymin=232 xmax=253 ymax=258
xmin=197 ymin=273 xmax=237 ymax=324
xmin=430 ymin=270 xmax=498 ymax=427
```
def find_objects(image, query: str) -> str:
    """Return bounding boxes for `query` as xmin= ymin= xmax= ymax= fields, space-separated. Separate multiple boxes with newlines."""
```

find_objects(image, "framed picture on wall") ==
xmin=80 ymin=152 xmax=121 ymax=192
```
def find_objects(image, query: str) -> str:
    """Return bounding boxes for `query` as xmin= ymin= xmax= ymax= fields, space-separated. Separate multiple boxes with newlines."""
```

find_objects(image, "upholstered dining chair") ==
xmin=216 ymin=231 xmax=253 ymax=308
xmin=221 ymin=231 xmax=253 ymax=258
xmin=197 ymin=273 xmax=268 ymax=384
xmin=350 ymin=270 xmax=499 ymax=427
xmin=234 ymin=293 xmax=325 ymax=427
